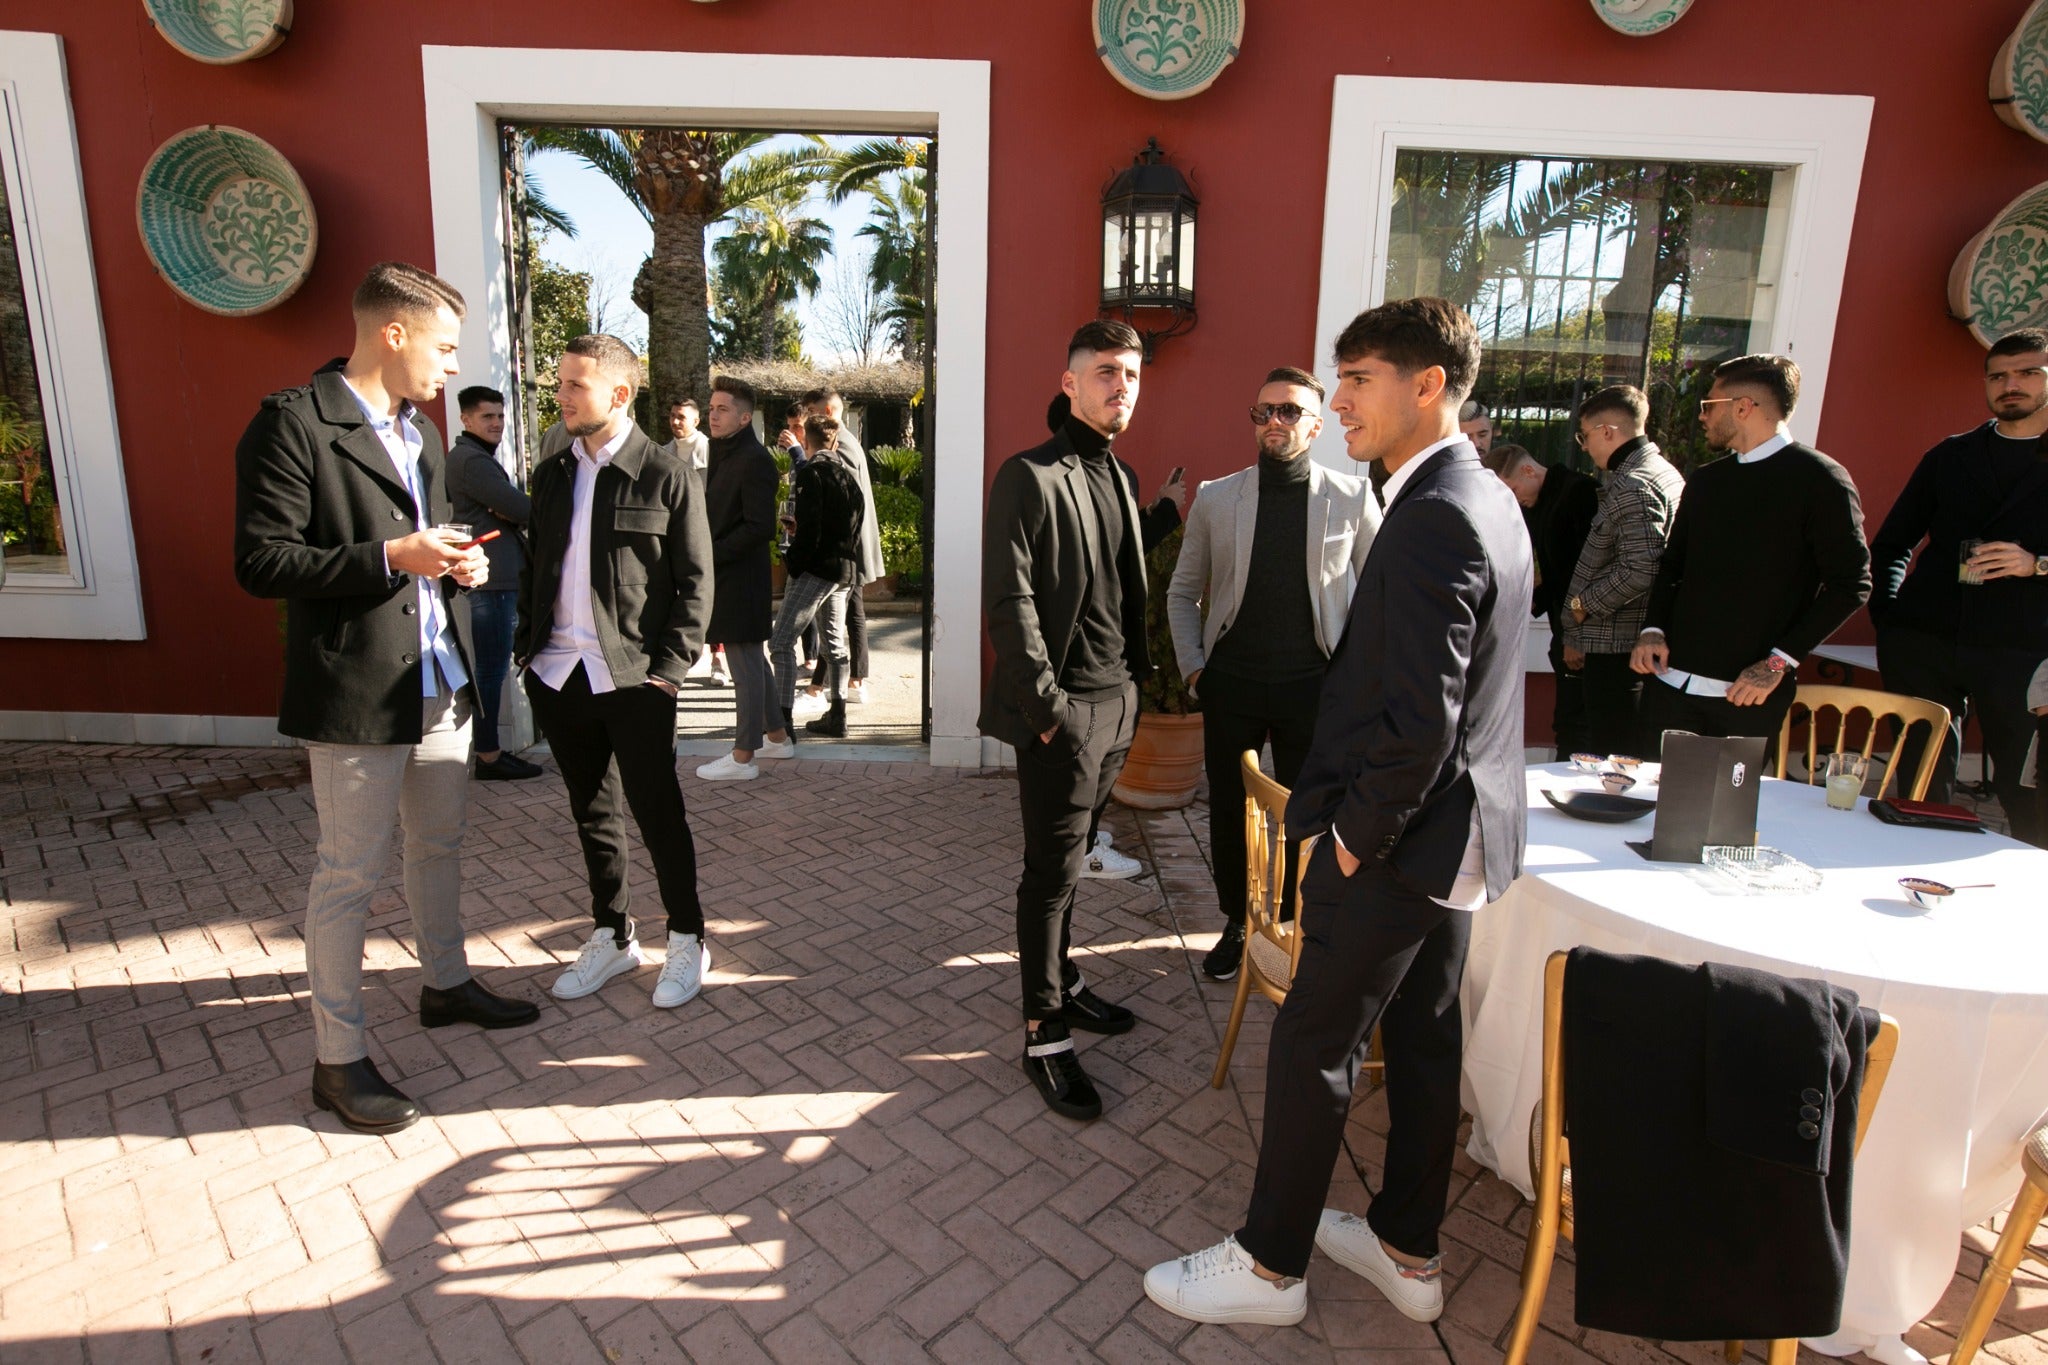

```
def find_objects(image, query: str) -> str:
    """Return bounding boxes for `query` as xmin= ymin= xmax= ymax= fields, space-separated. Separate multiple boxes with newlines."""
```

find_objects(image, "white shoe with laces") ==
xmin=1081 ymin=830 xmax=1143 ymax=880
xmin=651 ymin=932 xmax=709 ymax=1008
xmin=755 ymin=737 xmax=796 ymax=760
xmin=1144 ymin=1236 xmax=1307 ymax=1326
xmin=551 ymin=928 xmax=644 ymax=1000
xmin=1314 ymin=1209 xmax=1444 ymax=1322
xmin=846 ymin=681 xmax=867 ymax=705
xmin=696 ymin=754 xmax=759 ymax=781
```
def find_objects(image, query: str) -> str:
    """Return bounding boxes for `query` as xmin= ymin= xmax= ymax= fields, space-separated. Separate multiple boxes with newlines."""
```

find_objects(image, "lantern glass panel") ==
xmin=1176 ymin=213 xmax=1195 ymax=299
xmin=1102 ymin=214 xmax=1124 ymax=296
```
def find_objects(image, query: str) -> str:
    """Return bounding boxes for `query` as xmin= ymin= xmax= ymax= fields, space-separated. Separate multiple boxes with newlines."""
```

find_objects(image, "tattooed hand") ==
xmin=1726 ymin=657 xmax=1788 ymax=706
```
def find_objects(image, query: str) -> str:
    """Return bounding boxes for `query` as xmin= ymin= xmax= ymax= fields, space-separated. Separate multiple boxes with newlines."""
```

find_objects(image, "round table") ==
xmin=1462 ymin=765 xmax=2048 ymax=1356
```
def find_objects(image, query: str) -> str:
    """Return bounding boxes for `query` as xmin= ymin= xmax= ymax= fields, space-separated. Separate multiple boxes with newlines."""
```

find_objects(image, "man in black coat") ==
xmin=1488 ymin=443 xmax=1598 ymax=758
xmin=520 ymin=334 xmax=714 ymax=1011
xmin=769 ymin=413 xmax=864 ymax=739
xmin=447 ymin=383 xmax=540 ymax=781
xmin=696 ymin=377 xmax=792 ymax=782
xmin=1147 ymin=298 xmax=1531 ymax=1329
xmin=234 ymin=262 xmax=538 ymax=1136
xmin=980 ymin=320 xmax=1153 ymax=1122
xmin=1872 ymin=328 xmax=2048 ymax=846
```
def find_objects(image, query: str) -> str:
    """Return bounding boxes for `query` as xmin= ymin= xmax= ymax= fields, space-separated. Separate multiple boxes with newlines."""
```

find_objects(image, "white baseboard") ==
xmin=0 ymin=710 xmax=292 ymax=747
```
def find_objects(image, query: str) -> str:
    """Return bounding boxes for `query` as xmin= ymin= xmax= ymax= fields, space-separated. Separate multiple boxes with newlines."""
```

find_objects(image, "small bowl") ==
xmin=1608 ymin=755 xmax=1642 ymax=773
xmin=1599 ymin=772 xmax=1638 ymax=795
xmin=1570 ymin=753 xmax=1607 ymax=774
xmin=1899 ymin=877 xmax=1953 ymax=909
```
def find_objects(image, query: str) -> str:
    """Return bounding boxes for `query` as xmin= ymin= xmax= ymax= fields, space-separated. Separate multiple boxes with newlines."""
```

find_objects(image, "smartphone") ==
xmin=1168 ymin=466 xmax=1186 ymax=484
xmin=457 ymin=530 xmax=501 ymax=551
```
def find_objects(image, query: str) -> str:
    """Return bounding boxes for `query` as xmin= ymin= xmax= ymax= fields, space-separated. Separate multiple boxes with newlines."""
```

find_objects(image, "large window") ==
xmin=0 ymin=150 xmax=66 ymax=577
xmin=1387 ymin=151 xmax=1786 ymax=473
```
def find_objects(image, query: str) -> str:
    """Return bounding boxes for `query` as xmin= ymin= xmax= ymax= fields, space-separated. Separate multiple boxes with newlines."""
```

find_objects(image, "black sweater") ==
xmin=1528 ymin=463 xmax=1599 ymax=625
xmin=1061 ymin=417 xmax=1132 ymax=695
xmin=1206 ymin=453 xmax=1324 ymax=687
xmin=1645 ymin=441 xmax=1871 ymax=678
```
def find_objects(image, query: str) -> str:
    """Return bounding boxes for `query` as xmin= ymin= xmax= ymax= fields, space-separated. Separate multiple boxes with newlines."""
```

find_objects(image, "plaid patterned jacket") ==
xmin=1563 ymin=441 xmax=1686 ymax=654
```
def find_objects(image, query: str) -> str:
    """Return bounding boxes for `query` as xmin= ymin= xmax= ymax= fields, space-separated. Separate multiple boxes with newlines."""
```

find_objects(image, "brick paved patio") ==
xmin=2 ymin=741 xmax=2043 ymax=1363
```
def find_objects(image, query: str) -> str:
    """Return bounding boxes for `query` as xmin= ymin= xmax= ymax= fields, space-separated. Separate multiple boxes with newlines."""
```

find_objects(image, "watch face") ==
xmin=2037 ymin=555 xmax=2048 ymax=576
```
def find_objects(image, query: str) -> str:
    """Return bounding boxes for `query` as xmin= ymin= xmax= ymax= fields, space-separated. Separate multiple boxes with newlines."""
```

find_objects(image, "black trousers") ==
xmin=1237 ymin=840 xmax=1472 ymax=1275
xmin=813 ymin=585 xmax=869 ymax=684
xmin=525 ymin=664 xmax=704 ymax=939
xmin=1637 ymin=672 xmax=1797 ymax=762
xmin=1013 ymin=683 xmax=1137 ymax=1019
xmin=1201 ymin=681 xmax=1318 ymax=927
xmin=1548 ymin=627 xmax=1589 ymax=761
xmin=1578 ymin=651 xmax=1645 ymax=759
xmin=1878 ymin=625 xmax=2046 ymax=846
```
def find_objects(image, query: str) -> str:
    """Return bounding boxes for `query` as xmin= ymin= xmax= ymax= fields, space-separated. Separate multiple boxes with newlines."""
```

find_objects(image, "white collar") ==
xmin=573 ymin=421 xmax=633 ymax=466
xmin=1380 ymin=434 xmax=1466 ymax=507
xmin=1734 ymin=430 xmax=1791 ymax=465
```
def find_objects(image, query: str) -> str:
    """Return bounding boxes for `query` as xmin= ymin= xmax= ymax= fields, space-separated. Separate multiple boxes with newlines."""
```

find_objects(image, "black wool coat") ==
xmin=703 ymin=427 xmax=778 ymax=644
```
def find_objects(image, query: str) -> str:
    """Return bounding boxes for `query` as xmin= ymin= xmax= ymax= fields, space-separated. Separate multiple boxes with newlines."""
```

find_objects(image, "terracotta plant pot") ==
xmin=861 ymin=573 xmax=899 ymax=602
xmin=1112 ymin=712 xmax=1205 ymax=810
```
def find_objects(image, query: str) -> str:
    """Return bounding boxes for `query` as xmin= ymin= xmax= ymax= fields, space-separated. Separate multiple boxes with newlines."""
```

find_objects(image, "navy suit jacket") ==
xmin=1286 ymin=441 xmax=1532 ymax=903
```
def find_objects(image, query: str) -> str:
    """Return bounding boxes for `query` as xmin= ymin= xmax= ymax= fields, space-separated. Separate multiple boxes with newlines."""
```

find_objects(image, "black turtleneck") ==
xmin=1060 ymin=415 xmax=1132 ymax=696
xmin=1204 ymin=453 xmax=1325 ymax=696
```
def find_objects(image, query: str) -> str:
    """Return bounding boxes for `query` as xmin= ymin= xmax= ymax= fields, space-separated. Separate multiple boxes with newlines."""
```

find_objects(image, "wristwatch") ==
xmin=2035 ymin=554 xmax=2048 ymax=576
xmin=1765 ymin=655 xmax=1789 ymax=673
xmin=1568 ymin=595 xmax=1585 ymax=613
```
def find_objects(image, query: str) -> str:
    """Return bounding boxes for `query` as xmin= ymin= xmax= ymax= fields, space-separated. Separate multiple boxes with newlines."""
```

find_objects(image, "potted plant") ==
xmin=1112 ymin=525 xmax=1205 ymax=809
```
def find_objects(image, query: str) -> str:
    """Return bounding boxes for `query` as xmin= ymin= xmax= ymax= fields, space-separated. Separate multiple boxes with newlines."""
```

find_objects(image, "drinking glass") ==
xmin=1959 ymin=538 xmax=1987 ymax=585
xmin=1824 ymin=752 xmax=1868 ymax=810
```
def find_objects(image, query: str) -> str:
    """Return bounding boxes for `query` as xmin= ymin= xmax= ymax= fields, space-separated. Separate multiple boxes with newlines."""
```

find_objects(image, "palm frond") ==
xmin=526 ymin=127 xmax=648 ymax=224
xmin=826 ymin=138 xmax=929 ymax=205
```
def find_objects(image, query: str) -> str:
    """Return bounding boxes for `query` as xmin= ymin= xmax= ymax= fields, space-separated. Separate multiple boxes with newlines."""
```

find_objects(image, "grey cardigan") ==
xmin=1166 ymin=458 xmax=1379 ymax=682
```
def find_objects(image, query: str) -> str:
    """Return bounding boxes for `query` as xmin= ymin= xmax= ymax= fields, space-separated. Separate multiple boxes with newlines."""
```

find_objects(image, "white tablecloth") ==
xmin=1462 ymin=765 xmax=2048 ymax=1339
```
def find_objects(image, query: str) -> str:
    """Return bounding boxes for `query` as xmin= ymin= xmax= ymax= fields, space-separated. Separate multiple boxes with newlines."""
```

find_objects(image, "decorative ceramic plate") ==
xmin=1948 ymin=179 xmax=2048 ymax=346
xmin=142 ymin=0 xmax=291 ymax=65
xmin=1093 ymin=0 xmax=1243 ymax=101
xmin=1992 ymin=0 xmax=2048 ymax=143
xmin=136 ymin=126 xmax=317 ymax=317
xmin=1541 ymin=789 xmax=1657 ymax=823
xmin=1589 ymin=0 xmax=1693 ymax=37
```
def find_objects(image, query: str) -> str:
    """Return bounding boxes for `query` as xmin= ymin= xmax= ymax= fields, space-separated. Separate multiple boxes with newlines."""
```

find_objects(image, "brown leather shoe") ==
xmin=311 ymin=1058 xmax=419 ymax=1134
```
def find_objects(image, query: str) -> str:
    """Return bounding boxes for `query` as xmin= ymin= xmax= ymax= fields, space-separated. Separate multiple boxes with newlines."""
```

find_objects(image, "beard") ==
xmin=1993 ymin=393 xmax=2043 ymax=420
xmin=566 ymin=414 xmax=609 ymax=439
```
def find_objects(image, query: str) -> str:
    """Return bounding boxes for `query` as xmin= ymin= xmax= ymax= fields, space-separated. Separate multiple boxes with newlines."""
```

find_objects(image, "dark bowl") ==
xmin=1542 ymin=789 xmax=1657 ymax=823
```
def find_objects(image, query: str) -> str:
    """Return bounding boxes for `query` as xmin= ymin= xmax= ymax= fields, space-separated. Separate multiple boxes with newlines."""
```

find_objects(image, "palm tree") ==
xmin=825 ymin=137 xmax=928 ymax=205
xmin=857 ymin=175 xmax=928 ymax=361
xmin=527 ymin=128 xmax=830 ymax=420
xmin=713 ymin=187 xmax=834 ymax=361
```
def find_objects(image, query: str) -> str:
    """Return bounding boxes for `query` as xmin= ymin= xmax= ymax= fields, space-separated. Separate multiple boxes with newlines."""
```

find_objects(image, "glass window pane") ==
xmin=1385 ymin=151 xmax=1783 ymax=473
xmin=0 ymin=141 xmax=69 ymax=579
xmin=1103 ymin=215 xmax=1124 ymax=296
xmin=1177 ymin=214 xmax=1195 ymax=298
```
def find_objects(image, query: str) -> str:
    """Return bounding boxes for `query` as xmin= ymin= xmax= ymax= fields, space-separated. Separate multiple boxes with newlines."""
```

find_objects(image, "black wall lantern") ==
xmin=1100 ymin=138 xmax=1197 ymax=359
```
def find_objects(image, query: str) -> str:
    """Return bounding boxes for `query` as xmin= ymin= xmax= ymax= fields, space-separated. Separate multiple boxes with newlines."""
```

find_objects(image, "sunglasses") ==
xmin=1249 ymin=403 xmax=1316 ymax=426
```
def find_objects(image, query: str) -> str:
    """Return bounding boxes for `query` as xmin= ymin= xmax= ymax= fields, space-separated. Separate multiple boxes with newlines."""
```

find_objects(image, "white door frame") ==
xmin=421 ymin=47 xmax=990 ymax=765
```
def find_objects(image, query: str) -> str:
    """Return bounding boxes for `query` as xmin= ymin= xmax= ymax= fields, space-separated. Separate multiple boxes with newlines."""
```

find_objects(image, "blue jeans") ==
xmin=469 ymin=589 xmax=519 ymax=754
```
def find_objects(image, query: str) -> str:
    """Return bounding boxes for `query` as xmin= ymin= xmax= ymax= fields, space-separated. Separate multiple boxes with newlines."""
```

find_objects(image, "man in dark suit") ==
xmin=447 ymin=384 xmax=540 ymax=781
xmin=980 ymin=320 xmax=1153 ymax=1122
xmin=1147 ymin=298 xmax=1530 ymax=1328
xmin=1487 ymin=443 xmax=1598 ymax=757
xmin=234 ymin=262 xmax=539 ymax=1136
xmin=1871 ymin=328 xmax=2048 ymax=846
xmin=519 ymin=334 xmax=715 ymax=1011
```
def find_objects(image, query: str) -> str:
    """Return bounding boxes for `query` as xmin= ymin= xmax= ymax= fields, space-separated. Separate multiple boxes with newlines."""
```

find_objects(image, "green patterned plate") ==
xmin=136 ymin=126 xmax=317 ymax=317
xmin=1093 ymin=0 xmax=1243 ymax=102
xmin=1992 ymin=0 xmax=2048 ymax=143
xmin=1590 ymin=0 xmax=1693 ymax=37
xmin=1948 ymin=180 xmax=2048 ymax=346
xmin=142 ymin=0 xmax=291 ymax=64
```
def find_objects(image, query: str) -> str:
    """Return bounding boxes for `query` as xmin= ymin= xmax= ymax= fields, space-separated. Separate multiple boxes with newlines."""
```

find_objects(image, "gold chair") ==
xmin=1950 ymin=1125 xmax=2048 ymax=1365
xmin=1208 ymin=751 xmax=1384 ymax=1089
xmin=1504 ymin=950 xmax=1901 ymax=1365
xmin=1775 ymin=683 xmax=1952 ymax=801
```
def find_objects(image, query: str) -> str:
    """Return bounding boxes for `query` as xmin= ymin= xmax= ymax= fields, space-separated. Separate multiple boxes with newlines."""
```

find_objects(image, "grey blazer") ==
xmin=1166 ymin=459 xmax=1379 ymax=681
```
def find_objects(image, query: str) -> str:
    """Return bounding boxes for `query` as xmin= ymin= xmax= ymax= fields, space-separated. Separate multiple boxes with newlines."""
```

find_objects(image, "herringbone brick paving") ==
xmin=1 ymin=741 xmax=2043 ymax=1363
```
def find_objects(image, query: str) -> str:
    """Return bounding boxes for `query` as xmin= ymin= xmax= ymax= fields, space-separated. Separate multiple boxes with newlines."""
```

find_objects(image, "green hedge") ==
xmin=872 ymin=483 xmax=924 ymax=580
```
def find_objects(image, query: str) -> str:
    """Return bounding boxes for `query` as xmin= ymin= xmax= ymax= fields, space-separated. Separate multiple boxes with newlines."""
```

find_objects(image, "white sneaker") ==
xmin=756 ymin=737 xmax=796 ymax=760
xmin=1081 ymin=830 xmax=1143 ymax=880
xmin=1144 ymin=1236 xmax=1307 ymax=1326
xmin=696 ymin=754 xmax=759 ymax=781
xmin=709 ymin=658 xmax=732 ymax=685
xmin=1314 ymin=1209 xmax=1443 ymax=1322
xmin=846 ymin=681 xmax=867 ymax=705
xmin=686 ymin=652 xmax=713 ymax=678
xmin=791 ymin=692 xmax=829 ymax=719
xmin=651 ymin=932 xmax=709 ymax=1008
xmin=552 ymin=928 xmax=644 ymax=1000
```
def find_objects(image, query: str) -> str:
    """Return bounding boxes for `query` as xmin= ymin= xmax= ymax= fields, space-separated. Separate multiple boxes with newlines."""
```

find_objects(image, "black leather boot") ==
xmin=1022 ymin=1018 xmax=1101 ymax=1120
xmin=805 ymin=699 xmax=848 ymax=738
xmin=311 ymin=1058 xmax=419 ymax=1134
xmin=420 ymin=978 xmax=540 ymax=1030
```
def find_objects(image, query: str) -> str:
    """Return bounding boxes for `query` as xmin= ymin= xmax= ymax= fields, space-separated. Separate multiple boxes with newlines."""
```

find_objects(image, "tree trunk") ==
xmin=760 ymin=272 xmax=780 ymax=361
xmin=647 ymin=206 xmax=711 ymax=423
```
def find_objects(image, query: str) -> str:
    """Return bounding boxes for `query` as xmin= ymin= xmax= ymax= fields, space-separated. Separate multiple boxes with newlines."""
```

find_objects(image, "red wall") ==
xmin=6 ymin=2 xmax=2042 ymax=719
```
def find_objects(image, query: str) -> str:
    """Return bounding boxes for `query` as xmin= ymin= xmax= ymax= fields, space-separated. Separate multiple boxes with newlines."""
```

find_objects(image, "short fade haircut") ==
xmin=352 ymin=261 xmax=465 ymax=325
xmin=1481 ymin=442 xmax=1540 ymax=479
xmin=457 ymin=385 xmax=503 ymax=413
xmin=1066 ymin=319 xmax=1143 ymax=370
xmin=1333 ymin=298 xmax=1481 ymax=406
xmin=802 ymin=413 xmax=841 ymax=450
xmin=564 ymin=334 xmax=643 ymax=400
xmin=670 ymin=396 xmax=700 ymax=416
xmin=781 ymin=400 xmax=806 ymax=426
xmin=1713 ymin=353 xmax=1800 ymax=418
xmin=1263 ymin=366 xmax=1325 ymax=400
xmin=1988 ymin=328 xmax=2048 ymax=361
xmin=1577 ymin=384 xmax=1650 ymax=430
xmin=1459 ymin=398 xmax=1490 ymax=423
xmin=713 ymin=374 xmax=756 ymax=413
xmin=800 ymin=385 xmax=843 ymax=410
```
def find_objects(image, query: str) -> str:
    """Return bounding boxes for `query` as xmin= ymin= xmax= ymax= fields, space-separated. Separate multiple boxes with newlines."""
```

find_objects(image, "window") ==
xmin=0 ymin=31 xmax=143 ymax=639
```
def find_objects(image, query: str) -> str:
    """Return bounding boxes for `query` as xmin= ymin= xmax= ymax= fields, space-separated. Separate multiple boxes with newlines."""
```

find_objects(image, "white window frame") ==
xmin=0 ymin=31 xmax=143 ymax=639
xmin=1306 ymin=76 xmax=1873 ymax=671
xmin=421 ymin=46 xmax=989 ymax=764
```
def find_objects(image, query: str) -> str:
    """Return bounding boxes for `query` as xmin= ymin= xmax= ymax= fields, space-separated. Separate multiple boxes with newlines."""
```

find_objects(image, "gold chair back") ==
xmin=1210 ymin=752 xmax=1303 ymax=1088
xmin=1775 ymin=684 xmax=1952 ymax=801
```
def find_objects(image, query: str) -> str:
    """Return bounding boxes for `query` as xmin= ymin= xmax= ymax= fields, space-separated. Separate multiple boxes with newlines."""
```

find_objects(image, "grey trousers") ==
xmin=303 ymin=692 xmax=474 ymax=1064
xmin=771 ymin=573 xmax=849 ymax=710
xmin=727 ymin=640 xmax=780 ymax=751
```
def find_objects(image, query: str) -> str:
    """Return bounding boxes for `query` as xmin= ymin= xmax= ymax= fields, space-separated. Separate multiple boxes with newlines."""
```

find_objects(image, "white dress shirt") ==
xmin=342 ymin=380 xmax=467 ymax=699
xmin=527 ymin=423 xmax=634 ymax=694
xmin=1335 ymin=434 xmax=1487 ymax=911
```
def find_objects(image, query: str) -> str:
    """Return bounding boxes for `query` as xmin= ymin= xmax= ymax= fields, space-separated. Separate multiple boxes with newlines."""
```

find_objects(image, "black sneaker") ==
xmin=1202 ymin=922 xmax=1247 ymax=981
xmin=1023 ymin=1018 xmax=1102 ymax=1120
xmin=475 ymin=752 xmax=543 ymax=781
xmin=1061 ymin=982 xmax=1137 ymax=1035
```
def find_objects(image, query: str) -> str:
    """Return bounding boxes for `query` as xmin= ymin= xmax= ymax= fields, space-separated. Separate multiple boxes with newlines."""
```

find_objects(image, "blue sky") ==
xmin=525 ymin=133 xmax=885 ymax=363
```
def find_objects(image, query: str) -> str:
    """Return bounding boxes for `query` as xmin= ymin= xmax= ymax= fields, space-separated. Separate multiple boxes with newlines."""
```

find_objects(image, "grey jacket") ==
xmin=833 ymin=425 xmax=886 ymax=584
xmin=1166 ymin=459 xmax=1379 ymax=681
xmin=445 ymin=431 xmax=530 ymax=584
